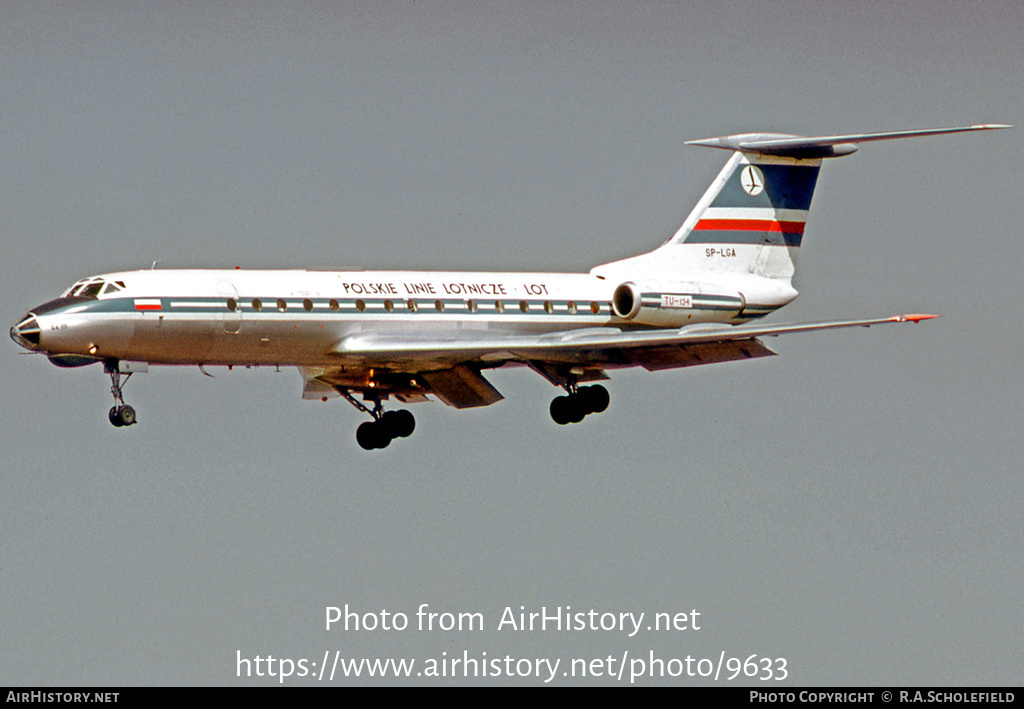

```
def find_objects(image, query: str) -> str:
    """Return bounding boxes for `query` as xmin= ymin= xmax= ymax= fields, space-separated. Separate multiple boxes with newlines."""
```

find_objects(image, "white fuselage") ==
xmin=21 ymin=267 xmax=792 ymax=369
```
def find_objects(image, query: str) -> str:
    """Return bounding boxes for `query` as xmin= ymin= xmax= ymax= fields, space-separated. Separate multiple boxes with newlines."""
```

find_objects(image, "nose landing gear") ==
xmin=105 ymin=361 xmax=137 ymax=428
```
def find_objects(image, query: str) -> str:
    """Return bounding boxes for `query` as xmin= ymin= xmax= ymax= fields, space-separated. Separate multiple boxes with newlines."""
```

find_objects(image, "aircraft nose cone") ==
xmin=10 ymin=314 xmax=41 ymax=349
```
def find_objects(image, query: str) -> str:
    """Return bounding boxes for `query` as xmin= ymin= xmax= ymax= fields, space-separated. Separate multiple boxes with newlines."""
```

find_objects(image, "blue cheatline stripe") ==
xmin=78 ymin=297 xmax=617 ymax=317
xmin=711 ymin=164 xmax=820 ymax=211
xmin=685 ymin=229 xmax=803 ymax=247
xmin=70 ymin=296 xmax=788 ymax=319
xmin=57 ymin=295 xmax=788 ymax=324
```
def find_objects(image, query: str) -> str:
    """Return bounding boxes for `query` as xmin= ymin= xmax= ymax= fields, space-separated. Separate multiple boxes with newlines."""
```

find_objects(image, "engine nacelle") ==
xmin=611 ymin=281 xmax=745 ymax=327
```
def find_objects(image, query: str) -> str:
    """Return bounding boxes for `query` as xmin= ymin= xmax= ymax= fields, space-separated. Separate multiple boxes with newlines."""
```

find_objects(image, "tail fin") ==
xmin=668 ymin=149 xmax=820 ymax=281
xmin=593 ymin=124 xmax=1010 ymax=286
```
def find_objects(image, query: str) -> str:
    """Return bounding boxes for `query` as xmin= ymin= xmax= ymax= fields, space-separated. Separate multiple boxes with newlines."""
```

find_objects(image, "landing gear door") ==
xmin=217 ymin=281 xmax=242 ymax=334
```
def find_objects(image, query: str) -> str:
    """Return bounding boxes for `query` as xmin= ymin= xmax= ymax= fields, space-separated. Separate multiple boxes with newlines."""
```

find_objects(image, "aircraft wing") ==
xmin=330 ymin=313 xmax=936 ymax=364
xmin=299 ymin=313 xmax=933 ymax=407
xmin=308 ymin=314 xmax=936 ymax=407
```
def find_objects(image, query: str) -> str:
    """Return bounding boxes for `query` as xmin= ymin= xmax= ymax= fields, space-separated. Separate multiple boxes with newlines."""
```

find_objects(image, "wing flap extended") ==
xmin=630 ymin=338 xmax=777 ymax=371
xmin=418 ymin=364 xmax=504 ymax=409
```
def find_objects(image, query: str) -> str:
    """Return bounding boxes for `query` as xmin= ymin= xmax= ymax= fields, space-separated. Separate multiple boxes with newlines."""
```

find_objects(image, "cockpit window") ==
xmin=61 ymin=280 xmax=89 ymax=297
xmin=60 ymin=277 xmax=124 ymax=298
xmin=77 ymin=281 xmax=105 ymax=298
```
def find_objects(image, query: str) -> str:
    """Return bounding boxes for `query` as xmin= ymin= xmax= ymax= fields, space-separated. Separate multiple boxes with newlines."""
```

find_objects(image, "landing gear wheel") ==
xmin=566 ymin=397 xmax=587 ymax=423
xmin=580 ymin=384 xmax=610 ymax=413
xmin=109 ymin=404 xmax=136 ymax=427
xmin=550 ymin=396 xmax=572 ymax=425
xmin=117 ymin=405 xmax=136 ymax=426
xmin=386 ymin=409 xmax=416 ymax=438
xmin=356 ymin=421 xmax=391 ymax=450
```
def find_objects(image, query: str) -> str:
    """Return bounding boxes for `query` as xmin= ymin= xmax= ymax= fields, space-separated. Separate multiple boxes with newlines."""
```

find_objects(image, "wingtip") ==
xmin=684 ymin=137 xmax=724 ymax=148
xmin=892 ymin=314 xmax=940 ymax=323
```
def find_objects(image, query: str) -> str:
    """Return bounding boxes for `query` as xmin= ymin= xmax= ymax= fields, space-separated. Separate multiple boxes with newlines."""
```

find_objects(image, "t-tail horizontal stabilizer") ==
xmin=686 ymin=124 xmax=1012 ymax=159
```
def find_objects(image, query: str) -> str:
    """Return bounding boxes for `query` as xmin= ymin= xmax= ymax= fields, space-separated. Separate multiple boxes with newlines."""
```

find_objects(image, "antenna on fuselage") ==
xmin=151 ymin=260 xmax=159 ymax=270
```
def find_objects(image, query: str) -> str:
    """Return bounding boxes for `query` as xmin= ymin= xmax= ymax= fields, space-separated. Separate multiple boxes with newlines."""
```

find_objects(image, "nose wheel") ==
xmin=109 ymin=404 xmax=137 ymax=427
xmin=105 ymin=361 xmax=138 ymax=428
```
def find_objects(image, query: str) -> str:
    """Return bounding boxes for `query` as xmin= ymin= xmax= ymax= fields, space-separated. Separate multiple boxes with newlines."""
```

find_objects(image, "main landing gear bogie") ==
xmin=337 ymin=388 xmax=416 ymax=451
xmin=355 ymin=409 xmax=416 ymax=450
xmin=550 ymin=384 xmax=609 ymax=425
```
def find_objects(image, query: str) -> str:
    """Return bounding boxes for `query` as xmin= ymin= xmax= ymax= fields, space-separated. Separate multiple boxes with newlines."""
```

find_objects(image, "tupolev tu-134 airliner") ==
xmin=11 ymin=124 xmax=1009 ymax=449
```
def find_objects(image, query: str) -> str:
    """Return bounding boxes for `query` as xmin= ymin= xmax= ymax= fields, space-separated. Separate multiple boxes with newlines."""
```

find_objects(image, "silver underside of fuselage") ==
xmin=52 ymin=310 xmax=619 ymax=369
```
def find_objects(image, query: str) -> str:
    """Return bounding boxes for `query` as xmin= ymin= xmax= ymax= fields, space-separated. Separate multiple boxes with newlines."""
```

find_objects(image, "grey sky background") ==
xmin=2 ymin=1 xmax=1021 ymax=686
